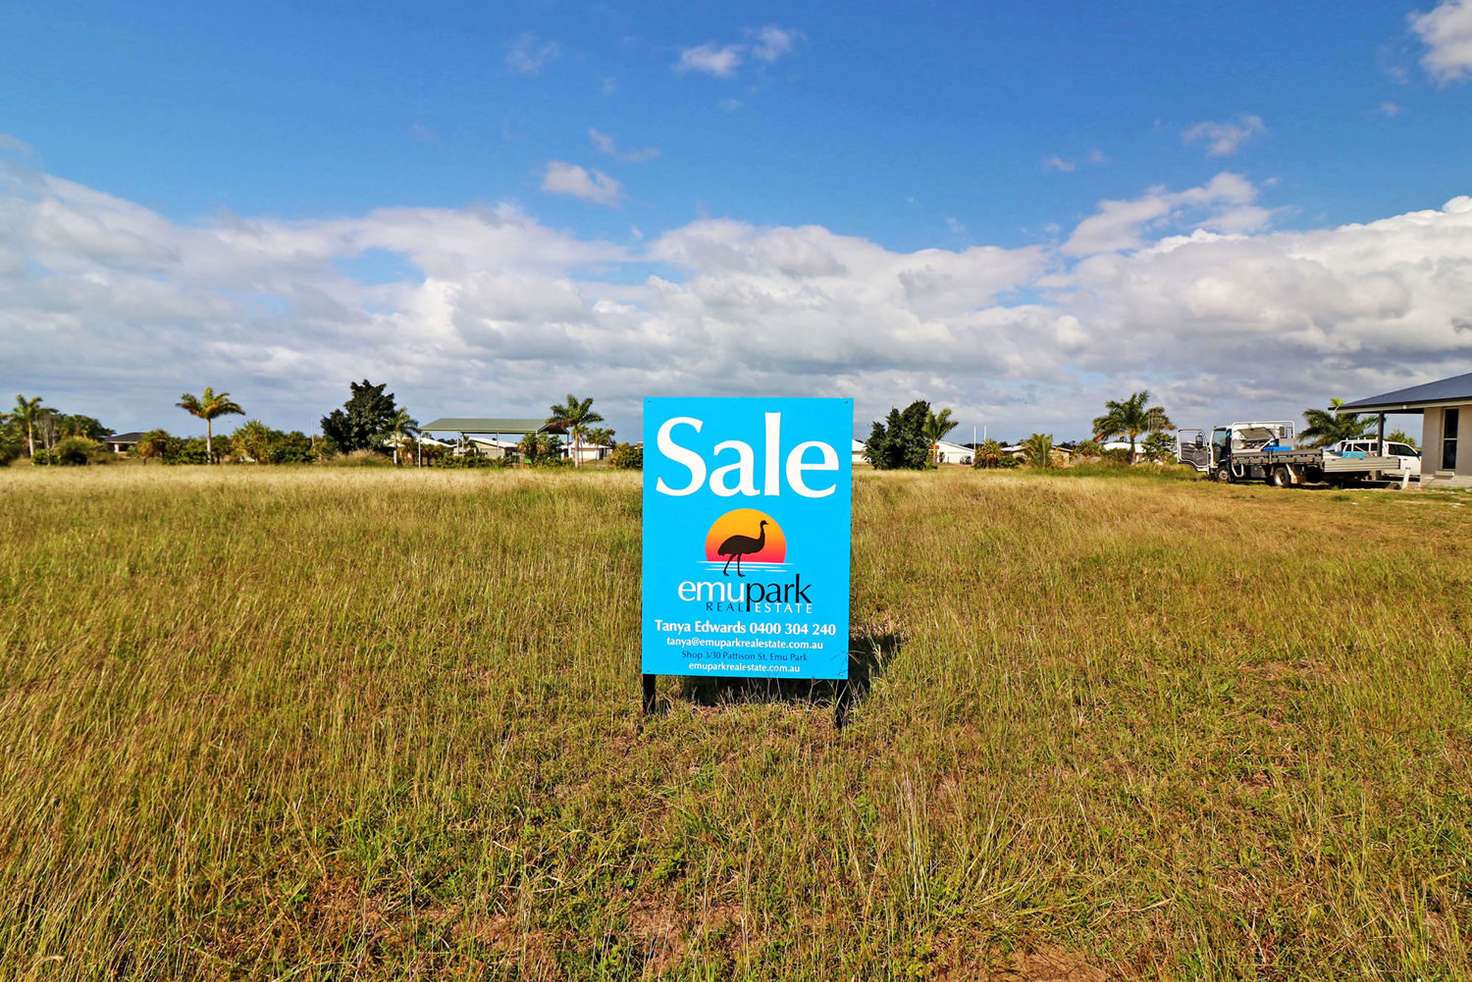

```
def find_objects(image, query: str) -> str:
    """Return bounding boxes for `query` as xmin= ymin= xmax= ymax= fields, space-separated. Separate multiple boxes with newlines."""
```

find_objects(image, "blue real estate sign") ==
xmin=642 ymin=397 xmax=853 ymax=680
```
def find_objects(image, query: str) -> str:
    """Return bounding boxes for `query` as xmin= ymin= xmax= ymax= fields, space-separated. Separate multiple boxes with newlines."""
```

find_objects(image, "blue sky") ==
xmin=2 ymin=0 xmax=1471 ymax=438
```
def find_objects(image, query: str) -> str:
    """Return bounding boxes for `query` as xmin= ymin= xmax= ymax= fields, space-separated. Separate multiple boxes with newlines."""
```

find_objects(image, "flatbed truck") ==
xmin=1177 ymin=422 xmax=1412 ymax=488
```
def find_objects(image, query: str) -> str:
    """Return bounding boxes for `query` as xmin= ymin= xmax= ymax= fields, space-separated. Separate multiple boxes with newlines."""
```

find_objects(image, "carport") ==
xmin=1341 ymin=371 xmax=1472 ymax=488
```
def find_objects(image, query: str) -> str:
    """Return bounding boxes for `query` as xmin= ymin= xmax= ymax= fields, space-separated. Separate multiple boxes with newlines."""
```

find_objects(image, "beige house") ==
xmin=1341 ymin=371 xmax=1472 ymax=489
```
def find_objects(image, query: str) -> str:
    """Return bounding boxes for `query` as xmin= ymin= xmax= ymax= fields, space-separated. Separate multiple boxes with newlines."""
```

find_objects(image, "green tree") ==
xmin=546 ymin=394 xmax=604 ymax=468
xmin=176 ymin=387 xmax=244 ymax=463
xmin=922 ymin=407 xmax=959 ymax=466
xmin=320 ymin=380 xmax=402 ymax=454
xmin=1301 ymin=398 xmax=1375 ymax=448
xmin=1141 ymin=430 xmax=1177 ymax=463
xmin=864 ymin=401 xmax=931 ymax=470
xmin=11 ymin=394 xmax=43 ymax=457
xmin=1093 ymin=390 xmax=1174 ymax=463
xmin=1022 ymin=433 xmax=1055 ymax=468
xmin=231 ymin=420 xmax=277 ymax=463
xmin=58 ymin=414 xmax=110 ymax=440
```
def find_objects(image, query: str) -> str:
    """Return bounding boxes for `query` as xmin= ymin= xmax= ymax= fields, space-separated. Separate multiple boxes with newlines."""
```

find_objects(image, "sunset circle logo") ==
xmin=704 ymin=509 xmax=787 ymax=567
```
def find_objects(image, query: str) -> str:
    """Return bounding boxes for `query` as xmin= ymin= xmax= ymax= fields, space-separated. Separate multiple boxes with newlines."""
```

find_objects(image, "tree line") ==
xmin=4 ymin=383 xmax=1418 ymax=470
xmin=1 ymin=382 xmax=644 ymax=469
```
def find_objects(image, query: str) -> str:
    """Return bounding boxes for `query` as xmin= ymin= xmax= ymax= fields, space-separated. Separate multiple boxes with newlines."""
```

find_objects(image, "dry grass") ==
xmin=0 ymin=466 xmax=1469 ymax=978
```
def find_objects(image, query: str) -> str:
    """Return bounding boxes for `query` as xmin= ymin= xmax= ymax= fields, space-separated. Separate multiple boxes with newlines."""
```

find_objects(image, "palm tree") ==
xmin=386 ymin=408 xmax=419 ymax=466
xmin=135 ymin=429 xmax=172 ymax=464
xmin=176 ymin=387 xmax=244 ymax=463
xmin=546 ymin=394 xmax=604 ymax=468
xmin=1301 ymin=398 xmax=1374 ymax=448
xmin=922 ymin=407 xmax=959 ymax=466
xmin=1022 ymin=432 xmax=1055 ymax=468
xmin=11 ymin=394 xmax=43 ymax=457
xmin=1093 ymin=390 xmax=1174 ymax=464
xmin=973 ymin=438 xmax=1005 ymax=469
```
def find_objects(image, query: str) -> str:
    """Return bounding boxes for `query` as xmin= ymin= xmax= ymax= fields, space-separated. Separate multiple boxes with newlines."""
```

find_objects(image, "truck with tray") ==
xmin=1176 ymin=422 xmax=1412 ymax=488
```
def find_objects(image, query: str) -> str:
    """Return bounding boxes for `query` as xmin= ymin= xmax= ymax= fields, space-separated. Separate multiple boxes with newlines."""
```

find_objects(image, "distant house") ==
xmin=933 ymin=440 xmax=974 ymax=465
xmin=1342 ymin=370 xmax=1472 ymax=488
xmin=101 ymin=432 xmax=146 ymax=454
xmin=852 ymin=439 xmax=868 ymax=465
xmin=565 ymin=443 xmax=611 ymax=463
xmin=465 ymin=435 xmax=520 ymax=459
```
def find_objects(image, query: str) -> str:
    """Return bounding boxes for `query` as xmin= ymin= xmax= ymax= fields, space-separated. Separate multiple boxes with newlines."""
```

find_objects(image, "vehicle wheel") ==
xmin=1214 ymin=467 xmax=1231 ymax=484
xmin=1269 ymin=465 xmax=1291 ymax=488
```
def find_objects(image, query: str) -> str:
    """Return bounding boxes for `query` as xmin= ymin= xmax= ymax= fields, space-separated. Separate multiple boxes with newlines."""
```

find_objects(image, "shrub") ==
xmin=230 ymin=421 xmax=316 ymax=464
xmin=972 ymin=439 xmax=1006 ymax=469
xmin=327 ymin=449 xmax=394 ymax=468
xmin=38 ymin=437 xmax=110 ymax=466
xmin=0 ymin=432 xmax=20 ymax=466
xmin=1071 ymin=439 xmax=1103 ymax=460
xmin=609 ymin=442 xmax=643 ymax=470
xmin=518 ymin=431 xmax=564 ymax=466
xmin=267 ymin=432 xmax=316 ymax=464
xmin=432 ymin=453 xmax=512 ymax=469
xmin=166 ymin=438 xmax=213 ymax=465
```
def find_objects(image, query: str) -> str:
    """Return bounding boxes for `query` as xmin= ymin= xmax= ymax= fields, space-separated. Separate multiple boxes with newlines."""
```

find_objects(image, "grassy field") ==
xmin=1 ymin=466 xmax=1469 ymax=979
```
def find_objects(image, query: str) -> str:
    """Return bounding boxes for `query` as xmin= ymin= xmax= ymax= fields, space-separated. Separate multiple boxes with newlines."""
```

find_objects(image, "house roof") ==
xmin=1341 ymin=371 xmax=1472 ymax=413
xmin=419 ymin=417 xmax=548 ymax=434
xmin=106 ymin=431 xmax=145 ymax=443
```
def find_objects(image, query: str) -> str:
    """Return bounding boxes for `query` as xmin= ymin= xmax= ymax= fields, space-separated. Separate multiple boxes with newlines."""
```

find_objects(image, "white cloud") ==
xmin=1411 ymin=0 xmax=1472 ymax=82
xmin=1183 ymin=114 xmax=1266 ymax=156
xmin=676 ymin=25 xmax=801 ymax=77
xmin=4 ymin=155 xmax=1472 ymax=440
xmin=505 ymin=33 xmax=559 ymax=76
xmin=676 ymin=43 xmax=743 ymax=77
xmin=540 ymin=162 xmax=622 ymax=207
xmin=1044 ymin=149 xmax=1107 ymax=173
xmin=1062 ymin=172 xmax=1264 ymax=256
xmin=750 ymin=26 xmax=802 ymax=62
xmin=1379 ymin=100 xmax=1404 ymax=117
xmin=588 ymin=128 xmax=660 ymax=163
